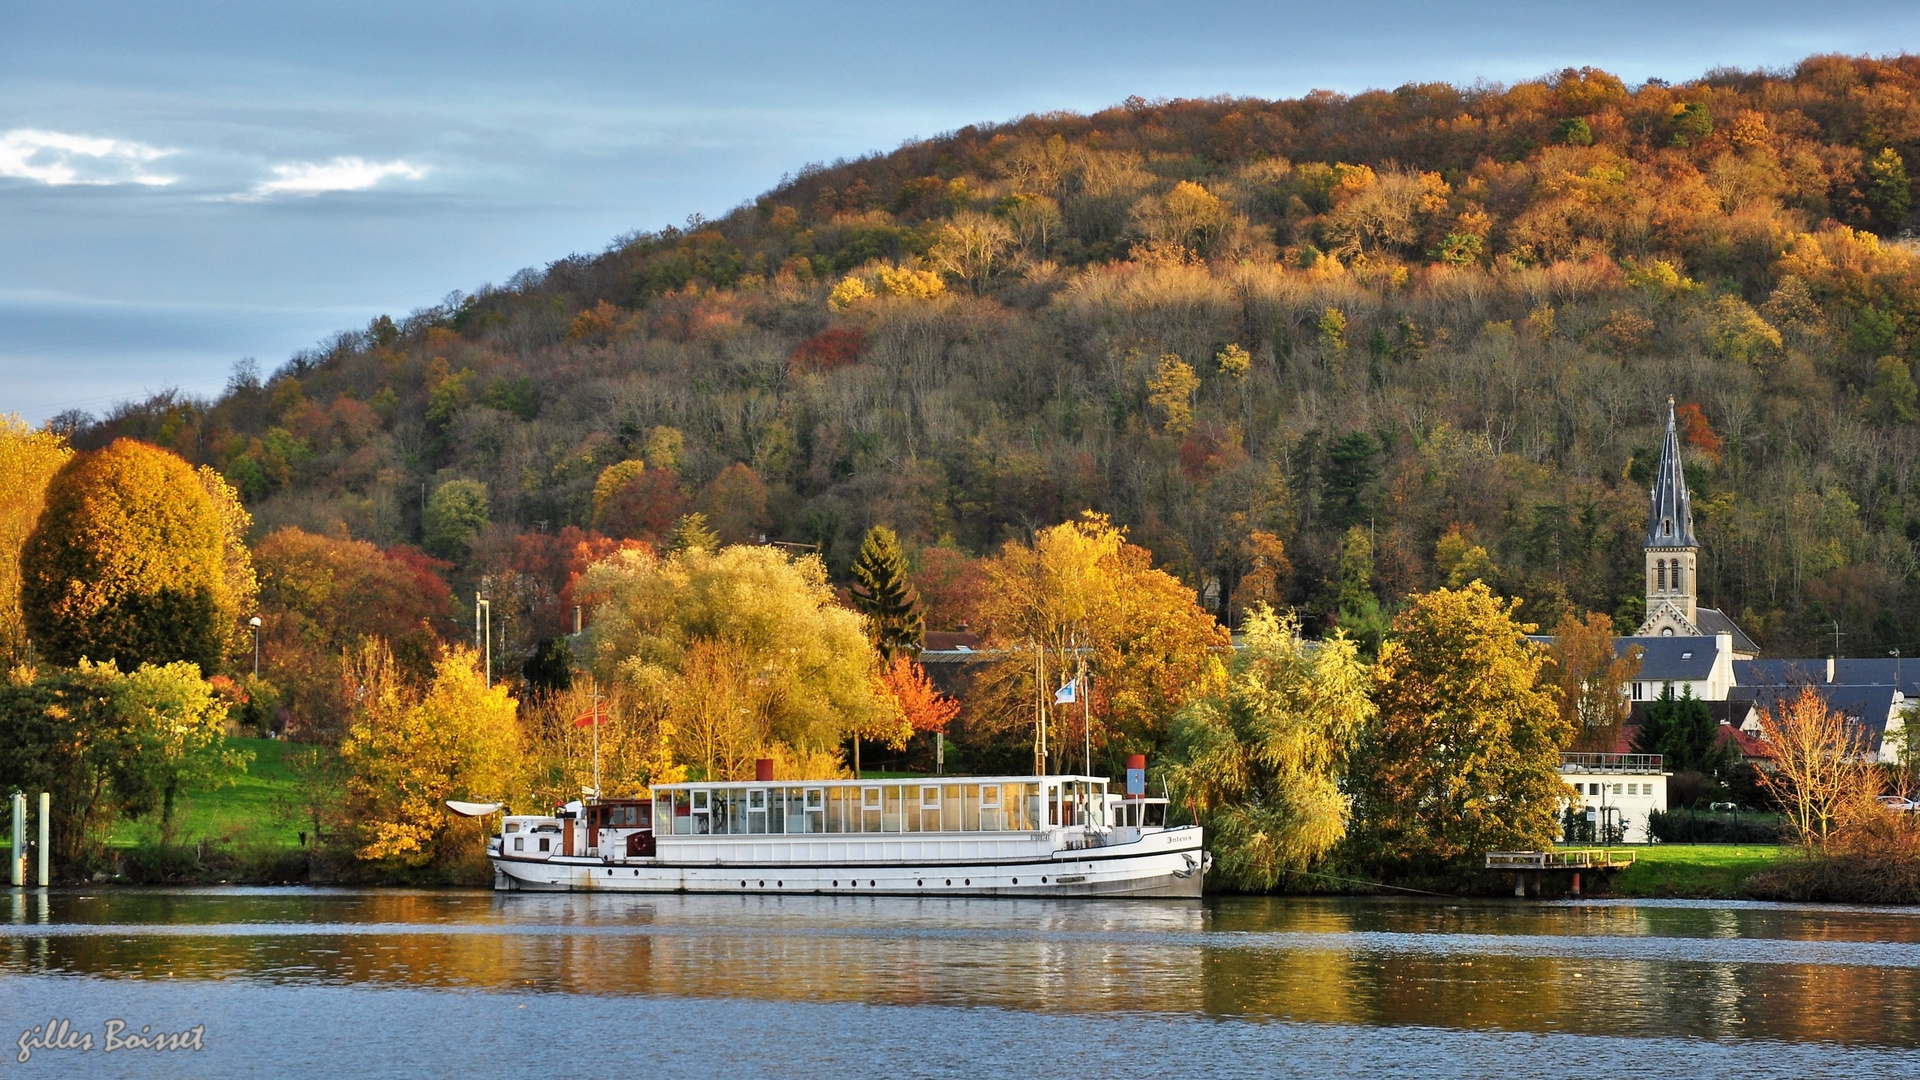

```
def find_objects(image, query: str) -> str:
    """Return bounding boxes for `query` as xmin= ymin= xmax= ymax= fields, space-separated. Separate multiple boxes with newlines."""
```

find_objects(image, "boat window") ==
xmin=505 ymin=822 xmax=521 ymax=833
xmin=944 ymin=785 xmax=963 ymax=832
xmin=883 ymin=785 xmax=902 ymax=832
xmin=860 ymin=787 xmax=881 ymax=833
xmin=787 ymin=788 xmax=808 ymax=833
xmin=538 ymin=837 xmax=550 ymax=852
xmin=513 ymin=837 xmax=524 ymax=851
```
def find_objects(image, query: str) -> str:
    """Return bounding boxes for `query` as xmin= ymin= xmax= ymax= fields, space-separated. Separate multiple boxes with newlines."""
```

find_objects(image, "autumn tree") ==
xmin=1755 ymin=685 xmax=1881 ymax=846
xmin=970 ymin=513 xmax=1229 ymax=766
xmin=252 ymin=527 xmax=453 ymax=735
xmin=1166 ymin=607 xmax=1374 ymax=889
xmin=910 ymin=544 xmax=987 ymax=631
xmin=21 ymin=439 xmax=254 ymax=671
xmin=339 ymin=642 xmax=522 ymax=872
xmin=1351 ymin=582 xmax=1572 ymax=870
xmin=1146 ymin=353 xmax=1199 ymax=437
xmin=1227 ymin=531 xmax=1291 ymax=622
xmin=1549 ymin=611 xmax=1640 ymax=752
xmin=0 ymin=417 xmax=71 ymax=666
xmin=581 ymin=544 xmax=905 ymax=777
xmin=851 ymin=525 xmax=924 ymax=660
xmin=877 ymin=655 xmax=960 ymax=739
xmin=697 ymin=462 xmax=771 ymax=544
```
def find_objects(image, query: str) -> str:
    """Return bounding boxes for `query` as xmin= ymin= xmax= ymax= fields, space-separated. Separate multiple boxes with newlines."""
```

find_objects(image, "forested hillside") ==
xmin=68 ymin=54 xmax=1920 ymax=667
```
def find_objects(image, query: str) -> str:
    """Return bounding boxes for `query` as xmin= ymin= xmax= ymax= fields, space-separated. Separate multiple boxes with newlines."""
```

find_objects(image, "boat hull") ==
xmin=491 ymin=826 xmax=1206 ymax=898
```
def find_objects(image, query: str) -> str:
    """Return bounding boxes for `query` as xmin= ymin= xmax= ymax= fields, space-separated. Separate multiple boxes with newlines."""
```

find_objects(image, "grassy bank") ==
xmin=1600 ymin=844 xmax=1789 ymax=899
xmin=107 ymin=737 xmax=306 ymax=852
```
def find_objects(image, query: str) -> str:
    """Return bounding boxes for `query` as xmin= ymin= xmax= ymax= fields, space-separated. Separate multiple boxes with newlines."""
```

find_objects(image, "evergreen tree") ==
xmin=1633 ymin=685 xmax=1737 ymax=776
xmin=850 ymin=525 xmax=924 ymax=660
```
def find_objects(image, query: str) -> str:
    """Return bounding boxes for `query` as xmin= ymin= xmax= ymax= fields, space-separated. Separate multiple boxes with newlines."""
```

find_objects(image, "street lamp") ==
xmin=249 ymin=616 xmax=262 ymax=677
xmin=475 ymin=594 xmax=492 ymax=688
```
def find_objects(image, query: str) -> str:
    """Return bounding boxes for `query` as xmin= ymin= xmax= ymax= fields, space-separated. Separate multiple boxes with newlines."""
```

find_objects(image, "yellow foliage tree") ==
xmin=582 ymin=544 xmax=903 ymax=779
xmin=874 ymin=264 xmax=947 ymax=299
xmin=1166 ymin=607 xmax=1374 ymax=889
xmin=971 ymin=512 xmax=1229 ymax=765
xmin=1352 ymin=582 xmax=1573 ymax=868
xmin=1147 ymin=353 xmax=1200 ymax=437
xmin=1548 ymin=611 xmax=1641 ymax=752
xmin=0 ymin=416 xmax=71 ymax=666
xmin=593 ymin=460 xmax=647 ymax=525
xmin=340 ymin=643 xmax=522 ymax=868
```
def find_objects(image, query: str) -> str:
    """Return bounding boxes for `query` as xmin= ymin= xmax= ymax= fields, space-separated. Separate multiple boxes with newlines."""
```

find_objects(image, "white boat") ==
xmin=486 ymin=774 xmax=1207 ymax=898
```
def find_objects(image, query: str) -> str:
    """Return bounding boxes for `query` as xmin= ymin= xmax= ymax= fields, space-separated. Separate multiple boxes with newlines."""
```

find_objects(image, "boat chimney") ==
xmin=755 ymin=758 xmax=775 ymax=782
xmin=1125 ymin=754 xmax=1147 ymax=799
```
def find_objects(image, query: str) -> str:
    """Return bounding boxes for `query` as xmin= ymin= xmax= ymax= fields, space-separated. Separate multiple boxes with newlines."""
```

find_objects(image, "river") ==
xmin=2 ymin=888 xmax=1917 ymax=1077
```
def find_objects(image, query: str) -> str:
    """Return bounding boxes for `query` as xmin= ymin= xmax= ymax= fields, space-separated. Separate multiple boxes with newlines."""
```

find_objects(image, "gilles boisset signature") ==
xmin=17 ymin=1018 xmax=205 ymax=1063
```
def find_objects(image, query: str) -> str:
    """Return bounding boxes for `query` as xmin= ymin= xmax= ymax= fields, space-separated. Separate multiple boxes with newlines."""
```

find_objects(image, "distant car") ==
xmin=1878 ymin=796 xmax=1917 ymax=812
xmin=1708 ymin=802 xmax=1740 ymax=812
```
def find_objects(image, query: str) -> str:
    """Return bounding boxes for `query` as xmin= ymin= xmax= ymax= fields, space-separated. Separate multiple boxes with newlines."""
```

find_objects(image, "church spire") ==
xmin=1646 ymin=397 xmax=1697 ymax=549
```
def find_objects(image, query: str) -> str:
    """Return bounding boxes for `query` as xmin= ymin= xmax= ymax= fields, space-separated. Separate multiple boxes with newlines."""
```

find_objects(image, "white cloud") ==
xmin=242 ymin=157 xmax=427 ymax=199
xmin=0 ymin=129 xmax=176 ymax=186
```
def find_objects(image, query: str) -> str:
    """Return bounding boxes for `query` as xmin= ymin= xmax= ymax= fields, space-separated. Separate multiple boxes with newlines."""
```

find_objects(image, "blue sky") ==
xmin=6 ymin=1 xmax=1920 ymax=422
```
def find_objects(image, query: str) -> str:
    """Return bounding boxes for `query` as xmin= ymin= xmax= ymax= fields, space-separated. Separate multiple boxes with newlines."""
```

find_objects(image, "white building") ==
xmin=1559 ymin=753 xmax=1669 ymax=843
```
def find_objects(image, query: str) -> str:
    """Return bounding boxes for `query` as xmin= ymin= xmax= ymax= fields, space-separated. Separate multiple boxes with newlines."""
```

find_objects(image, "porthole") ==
xmin=1011 ymin=878 xmax=1018 ymax=885
xmin=758 ymin=880 xmax=765 ymax=887
xmin=740 ymin=880 xmax=747 ymax=887
xmin=945 ymin=879 xmax=952 ymax=886
xmin=869 ymin=880 xmax=876 ymax=887
xmin=777 ymin=880 xmax=783 ymax=887
xmin=1042 ymin=876 xmax=1048 ymax=883
xmin=832 ymin=880 xmax=839 ymax=887
xmin=916 ymin=879 xmax=923 ymax=887
xmin=964 ymin=878 xmax=970 ymax=886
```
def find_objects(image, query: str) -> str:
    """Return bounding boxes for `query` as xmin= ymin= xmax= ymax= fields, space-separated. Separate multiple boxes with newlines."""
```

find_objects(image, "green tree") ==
xmin=1866 ymin=147 xmax=1912 ymax=231
xmin=21 ymin=439 xmax=253 ymax=671
xmin=118 ymin=660 xmax=250 ymax=829
xmin=1319 ymin=432 xmax=1380 ymax=529
xmin=1865 ymin=355 xmax=1920 ymax=425
xmin=1334 ymin=525 xmax=1388 ymax=655
xmin=850 ymin=525 xmax=925 ymax=660
xmin=423 ymin=479 xmax=489 ymax=559
xmin=1351 ymin=582 xmax=1573 ymax=869
xmin=1435 ymin=524 xmax=1498 ymax=588
xmin=667 ymin=512 xmax=721 ymax=554
xmin=1166 ymin=607 xmax=1374 ymax=889
xmin=1633 ymin=684 xmax=1737 ymax=779
xmin=1555 ymin=117 xmax=1594 ymax=146
xmin=1670 ymin=101 xmax=1712 ymax=146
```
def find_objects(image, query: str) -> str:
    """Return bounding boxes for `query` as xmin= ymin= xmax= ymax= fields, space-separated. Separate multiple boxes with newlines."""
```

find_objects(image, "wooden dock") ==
xmin=1485 ymin=849 xmax=1635 ymax=896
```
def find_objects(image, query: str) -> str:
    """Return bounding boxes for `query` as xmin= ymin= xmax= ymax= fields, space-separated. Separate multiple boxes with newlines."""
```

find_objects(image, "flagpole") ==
xmin=592 ymin=679 xmax=602 ymax=801
xmin=1081 ymin=650 xmax=1090 ymax=779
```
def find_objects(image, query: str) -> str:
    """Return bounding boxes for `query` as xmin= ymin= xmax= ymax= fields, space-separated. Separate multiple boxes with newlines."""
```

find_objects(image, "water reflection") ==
xmin=2 ymin=890 xmax=1918 ymax=1049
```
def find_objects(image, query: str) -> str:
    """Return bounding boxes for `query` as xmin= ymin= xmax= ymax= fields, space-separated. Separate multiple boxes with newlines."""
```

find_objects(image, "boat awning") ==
xmin=446 ymin=800 xmax=504 ymax=817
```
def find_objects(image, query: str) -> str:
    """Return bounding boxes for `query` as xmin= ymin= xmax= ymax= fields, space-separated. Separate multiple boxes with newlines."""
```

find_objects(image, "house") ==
xmin=1558 ymin=753 xmax=1668 ymax=843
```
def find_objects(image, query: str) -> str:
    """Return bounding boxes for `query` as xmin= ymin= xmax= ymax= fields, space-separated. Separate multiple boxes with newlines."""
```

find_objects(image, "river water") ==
xmin=2 ymin=888 xmax=1917 ymax=1077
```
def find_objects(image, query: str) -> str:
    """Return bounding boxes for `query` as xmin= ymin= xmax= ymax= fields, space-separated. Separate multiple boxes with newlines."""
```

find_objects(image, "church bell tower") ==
xmin=1639 ymin=397 xmax=1700 ymax=636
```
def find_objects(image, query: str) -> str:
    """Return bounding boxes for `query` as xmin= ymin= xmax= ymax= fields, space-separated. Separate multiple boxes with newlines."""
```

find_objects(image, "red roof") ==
xmin=1715 ymin=722 xmax=1775 ymax=761
xmin=922 ymin=631 xmax=985 ymax=652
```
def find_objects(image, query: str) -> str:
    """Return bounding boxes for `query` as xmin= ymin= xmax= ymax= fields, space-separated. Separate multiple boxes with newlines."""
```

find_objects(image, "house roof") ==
xmin=1742 ymin=682 xmax=1900 ymax=751
xmin=1646 ymin=398 xmax=1698 ymax=549
xmin=1737 ymin=657 xmax=1920 ymax=696
xmin=1617 ymin=636 xmax=1720 ymax=682
xmin=922 ymin=631 xmax=984 ymax=653
xmin=1694 ymin=608 xmax=1759 ymax=656
xmin=1715 ymin=723 xmax=1775 ymax=760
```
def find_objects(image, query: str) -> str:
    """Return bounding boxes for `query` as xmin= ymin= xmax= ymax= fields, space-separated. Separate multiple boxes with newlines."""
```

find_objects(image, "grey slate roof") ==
xmin=1736 ymin=658 xmax=1920 ymax=697
xmin=1617 ymin=635 xmax=1719 ymax=681
xmin=1645 ymin=398 xmax=1698 ymax=549
xmin=1693 ymin=608 xmax=1759 ymax=655
xmin=1742 ymin=682 xmax=1899 ymax=752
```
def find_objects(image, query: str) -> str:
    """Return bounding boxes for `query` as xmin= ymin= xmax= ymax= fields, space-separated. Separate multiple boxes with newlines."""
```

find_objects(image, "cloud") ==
xmin=241 ymin=157 xmax=428 ymax=199
xmin=0 ymin=129 xmax=176 ymax=186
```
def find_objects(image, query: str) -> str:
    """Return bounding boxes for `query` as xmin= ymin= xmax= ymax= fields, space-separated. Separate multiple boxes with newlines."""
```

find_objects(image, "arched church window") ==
xmin=1673 ymin=562 xmax=1683 ymax=593
xmin=1657 ymin=561 xmax=1666 ymax=591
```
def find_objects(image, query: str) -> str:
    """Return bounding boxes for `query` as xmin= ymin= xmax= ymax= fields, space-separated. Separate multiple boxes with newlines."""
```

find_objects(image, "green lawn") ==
xmin=107 ymin=737 xmax=306 ymax=851
xmin=1601 ymin=843 xmax=1790 ymax=898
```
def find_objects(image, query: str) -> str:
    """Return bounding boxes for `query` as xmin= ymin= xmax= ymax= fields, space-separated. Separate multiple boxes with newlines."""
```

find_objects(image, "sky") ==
xmin=6 ymin=1 xmax=1920 ymax=424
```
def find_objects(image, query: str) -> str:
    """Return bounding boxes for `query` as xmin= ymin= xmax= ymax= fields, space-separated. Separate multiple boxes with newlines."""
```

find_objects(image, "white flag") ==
xmin=1053 ymin=679 xmax=1077 ymax=705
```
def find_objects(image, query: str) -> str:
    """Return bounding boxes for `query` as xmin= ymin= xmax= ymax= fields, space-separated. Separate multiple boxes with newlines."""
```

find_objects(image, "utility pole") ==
xmin=36 ymin=793 xmax=48 ymax=888
xmin=9 ymin=793 xmax=22 ymax=888
xmin=249 ymin=615 xmax=262 ymax=677
xmin=1832 ymin=620 xmax=1846 ymax=662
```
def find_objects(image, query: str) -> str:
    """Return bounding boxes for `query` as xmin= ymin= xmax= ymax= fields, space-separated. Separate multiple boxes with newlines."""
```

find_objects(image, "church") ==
xmin=1611 ymin=398 xmax=1905 ymax=765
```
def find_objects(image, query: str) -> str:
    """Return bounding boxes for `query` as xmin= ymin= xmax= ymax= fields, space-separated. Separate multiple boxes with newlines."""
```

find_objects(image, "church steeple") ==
xmin=1646 ymin=397 xmax=1697 ymax=549
xmin=1641 ymin=397 xmax=1699 ymax=634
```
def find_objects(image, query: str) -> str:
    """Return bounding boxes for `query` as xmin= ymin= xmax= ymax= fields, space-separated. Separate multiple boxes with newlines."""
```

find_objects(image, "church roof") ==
xmin=1645 ymin=398 xmax=1698 ymax=549
xmin=1617 ymin=635 xmax=1720 ymax=681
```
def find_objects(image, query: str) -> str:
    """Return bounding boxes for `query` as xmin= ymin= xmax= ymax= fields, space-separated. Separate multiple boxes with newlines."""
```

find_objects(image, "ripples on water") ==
xmin=3 ymin=889 xmax=1918 ymax=1078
